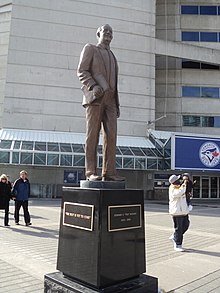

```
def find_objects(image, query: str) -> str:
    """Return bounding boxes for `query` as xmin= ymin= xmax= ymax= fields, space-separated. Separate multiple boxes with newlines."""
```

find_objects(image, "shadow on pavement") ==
xmin=186 ymin=248 xmax=220 ymax=257
xmin=7 ymin=211 xmax=48 ymax=220
xmin=7 ymin=225 xmax=59 ymax=239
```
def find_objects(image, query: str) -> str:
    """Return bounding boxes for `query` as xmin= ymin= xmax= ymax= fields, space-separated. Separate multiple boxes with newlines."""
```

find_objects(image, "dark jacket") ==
xmin=0 ymin=182 xmax=11 ymax=209
xmin=186 ymin=179 xmax=193 ymax=194
xmin=12 ymin=178 xmax=30 ymax=201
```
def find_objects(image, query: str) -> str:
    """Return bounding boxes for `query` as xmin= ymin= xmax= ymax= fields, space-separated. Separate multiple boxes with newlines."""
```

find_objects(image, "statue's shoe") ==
xmin=87 ymin=174 xmax=102 ymax=181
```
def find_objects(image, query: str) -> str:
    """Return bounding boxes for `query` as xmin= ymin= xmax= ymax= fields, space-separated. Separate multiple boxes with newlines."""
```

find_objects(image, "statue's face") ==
xmin=98 ymin=25 xmax=113 ymax=45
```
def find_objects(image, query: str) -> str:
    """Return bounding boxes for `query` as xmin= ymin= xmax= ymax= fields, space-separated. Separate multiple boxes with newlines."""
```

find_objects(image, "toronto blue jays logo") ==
xmin=199 ymin=142 xmax=220 ymax=168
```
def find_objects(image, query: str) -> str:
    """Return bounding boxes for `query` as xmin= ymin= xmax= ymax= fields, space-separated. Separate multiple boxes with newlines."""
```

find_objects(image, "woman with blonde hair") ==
xmin=0 ymin=174 xmax=12 ymax=226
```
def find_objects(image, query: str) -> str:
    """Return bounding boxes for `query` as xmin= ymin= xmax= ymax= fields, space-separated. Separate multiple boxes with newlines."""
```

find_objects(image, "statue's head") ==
xmin=96 ymin=24 xmax=113 ymax=45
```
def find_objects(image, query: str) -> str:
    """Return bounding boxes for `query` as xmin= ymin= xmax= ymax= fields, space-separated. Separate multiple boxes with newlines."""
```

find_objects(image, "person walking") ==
xmin=0 ymin=174 xmax=12 ymax=226
xmin=12 ymin=170 xmax=32 ymax=226
xmin=77 ymin=24 xmax=124 ymax=181
xmin=168 ymin=174 xmax=190 ymax=252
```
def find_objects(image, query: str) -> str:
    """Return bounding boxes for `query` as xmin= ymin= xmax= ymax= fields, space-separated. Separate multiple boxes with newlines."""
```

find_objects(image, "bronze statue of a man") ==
xmin=77 ymin=24 xmax=124 ymax=181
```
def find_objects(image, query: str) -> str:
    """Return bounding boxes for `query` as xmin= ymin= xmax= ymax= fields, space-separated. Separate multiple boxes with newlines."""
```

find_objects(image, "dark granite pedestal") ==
xmin=44 ymin=186 xmax=158 ymax=292
xmin=44 ymin=271 xmax=158 ymax=292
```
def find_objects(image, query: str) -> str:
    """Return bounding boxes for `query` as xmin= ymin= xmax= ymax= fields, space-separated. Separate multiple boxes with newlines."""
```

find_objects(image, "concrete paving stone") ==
xmin=209 ymin=287 xmax=220 ymax=293
xmin=1 ymin=200 xmax=220 ymax=293
xmin=4 ymin=289 xmax=25 ymax=293
xmin=19 ymin=284 xmax=43 ymax=291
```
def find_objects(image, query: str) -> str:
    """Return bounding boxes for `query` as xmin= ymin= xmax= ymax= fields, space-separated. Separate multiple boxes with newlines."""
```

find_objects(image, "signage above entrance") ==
xmin=173 ymin=135 xmax=220 ymax=171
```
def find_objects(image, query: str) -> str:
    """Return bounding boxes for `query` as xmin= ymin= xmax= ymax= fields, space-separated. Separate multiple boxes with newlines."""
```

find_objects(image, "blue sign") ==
xmin=175 ymin=136 xmax=220 ymax=171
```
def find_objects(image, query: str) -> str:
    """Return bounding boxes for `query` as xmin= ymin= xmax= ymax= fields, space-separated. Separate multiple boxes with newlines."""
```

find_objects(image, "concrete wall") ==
xmin=156 ymin=0 xmax=180 ymax=42
xmin=2 ymin=0 xmax=156 ymax=137
xmin=0 ymin=1 xmax=11 ymax=128
xmin=155 ymin=0 xmax=220 ymax=135
xmin=155 ymin=56 xmax=182 ymax=132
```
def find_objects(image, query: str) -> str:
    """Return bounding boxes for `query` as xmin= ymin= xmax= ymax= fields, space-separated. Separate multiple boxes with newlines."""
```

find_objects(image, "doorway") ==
xmin=192 ymin=176 xmax=219 ymax=198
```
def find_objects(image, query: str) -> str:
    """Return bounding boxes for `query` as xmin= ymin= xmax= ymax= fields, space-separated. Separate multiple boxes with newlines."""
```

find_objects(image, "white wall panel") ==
xmin=3 ymin=0 xmax=155 ymax=136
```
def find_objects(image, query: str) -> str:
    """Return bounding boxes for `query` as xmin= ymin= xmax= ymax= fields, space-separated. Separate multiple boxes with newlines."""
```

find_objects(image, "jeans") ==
xmin=4 ymin=201 xmax=9 ymax=226
xmin=173 ymin=215 xmax=190 ymax=245
xmin=14 ymin=200 xmax=31 ymax=224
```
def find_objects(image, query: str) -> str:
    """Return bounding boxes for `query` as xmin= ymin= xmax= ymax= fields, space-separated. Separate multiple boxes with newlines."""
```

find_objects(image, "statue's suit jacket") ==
xmin=77 ymin=43 xmax=120 ymax=109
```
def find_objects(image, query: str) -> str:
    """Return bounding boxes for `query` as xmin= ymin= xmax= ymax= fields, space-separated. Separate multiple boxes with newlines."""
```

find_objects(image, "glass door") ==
xmin=201 ymin=177 xmax=209 ymax=198
xmin=192 ymin=176 xmax=200 ymax=198
xmin=210 ymin=177 xmax=218 ymax=198
xmin=192 ymin=176 xmax=219 ymax=199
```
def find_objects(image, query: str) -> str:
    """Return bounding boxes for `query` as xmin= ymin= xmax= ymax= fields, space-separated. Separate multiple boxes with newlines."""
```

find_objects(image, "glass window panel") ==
xmin=192 ymin=176 xmax=200 ymax=198
xmin=0 ymin=140 xmax=12 ymax=149
xmin=200 ymin=32 xmax=217 ymax=42
xmin=98 ymin=156 xmax=103 ymax=168
xmin=34 ymin=153 xmax=46 ymax=165
xmin=200 ymin=6 xmax=217 ymax=15
xmin=181 ymin=5 xmax=198 ymax=14
xmin=213 ymin=117 xmax=220 ymax=127
xmin=182 ymin=32 xmax=199 ymax=41
xmin=12 ymin=152 xmax=19 ymax=164
xmin=14 ymin=141 xmax=21 ymax=149
xmin=47 ymin=154 xmax=59 ymax=165
xmin=182 ymin=86 xmax=200 ymax=97
xmin=119 ymin=146 xmax=133 ymax=156
xmin=182 ymin=116 xmax=201 ymax=127
xmin=116 ymin=157 xmax=122 ymax=168
xmin=201 ymin=63 xmax=219 ymax=70
xmin=218 ymin=6 xmax=220 ymax=15
xmin=61 ymin=154 xmax=72 ymax=166
xmin=141 ymin=148 xmax=157 ymax=157
xmin=201 ymin=116 xmax=212 ymax=127
xmin=48 ymin=143 xmax=59 ymax=152
xmin=35 ymin=142 xmax=46 ymax=151
xmin=160 ymin=139 xmax=168 ymax=144
xmin=72 ymin=144 xmax=84 ymax=153
xmin=182 ymin=60 xmax=200 ymax=69
xmin=116 ymin=147 xmax=122 ymax=155
xmin=147 ymin=159 xmax=158 ymax=169
xmin=97 ymin=145 xmax=102 ymax=154
xmin=201 ymin=87 xmax=219 ymax=98
xmin=123 ymin=157 xmax=134 ymax=169
xmin=158 ymin=160 xmax=164 ymax=170
xmin=164 ymin=148 xmax=171 ymax=157
xmin=73 ymin=155 xmax=85 ymax=167
xmin=0 ymin=151 xmax=10 ymax=163
xmin=164 ymin=159 xmax=171 ymax=169
xmin=130 ymin=147 xmax=145 ymax=156
xmin=60 ymin=143 xmax=72 ymax=152
xmin=20 ymin=153 xmax=33 ymax=164
xmin=21 ymin=141 xmax=33 ymax=150
xmin=202 ymin=178 xmax=209 ymax=198
xmin=211 ymin=177 xmax=218 ymax=198
xmin=135 ymin=158 xmax=146 ymax=169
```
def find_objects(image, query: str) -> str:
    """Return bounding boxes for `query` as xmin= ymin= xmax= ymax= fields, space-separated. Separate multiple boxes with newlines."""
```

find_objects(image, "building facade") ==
xmin=0 ymin=0 xmax=220 ymax=199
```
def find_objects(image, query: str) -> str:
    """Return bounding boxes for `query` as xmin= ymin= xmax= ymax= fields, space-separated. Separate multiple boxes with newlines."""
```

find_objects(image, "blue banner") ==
xmin=175 ymin=136 xmax=220 ymax=171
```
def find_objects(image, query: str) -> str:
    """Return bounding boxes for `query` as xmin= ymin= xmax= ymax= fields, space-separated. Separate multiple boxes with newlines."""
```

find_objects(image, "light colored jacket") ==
xmin=169 ymin=184 xmax=189 ymax=216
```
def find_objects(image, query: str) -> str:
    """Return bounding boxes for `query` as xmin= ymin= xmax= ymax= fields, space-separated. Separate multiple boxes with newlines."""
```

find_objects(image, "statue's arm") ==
xmin=77 ymin=44 xmax=96 ymax=90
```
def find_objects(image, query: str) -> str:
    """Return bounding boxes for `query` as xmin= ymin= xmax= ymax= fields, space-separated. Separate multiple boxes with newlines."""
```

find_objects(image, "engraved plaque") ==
xmin=63 ymin=202 xmax=94 ymax=231
xmin=108 ymin=204 xmax=142 ymax=232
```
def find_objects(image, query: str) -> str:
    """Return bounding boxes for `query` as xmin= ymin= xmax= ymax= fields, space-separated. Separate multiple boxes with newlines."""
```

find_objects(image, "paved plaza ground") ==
xmin=0 ymin=199 xmax=219 ymax=292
